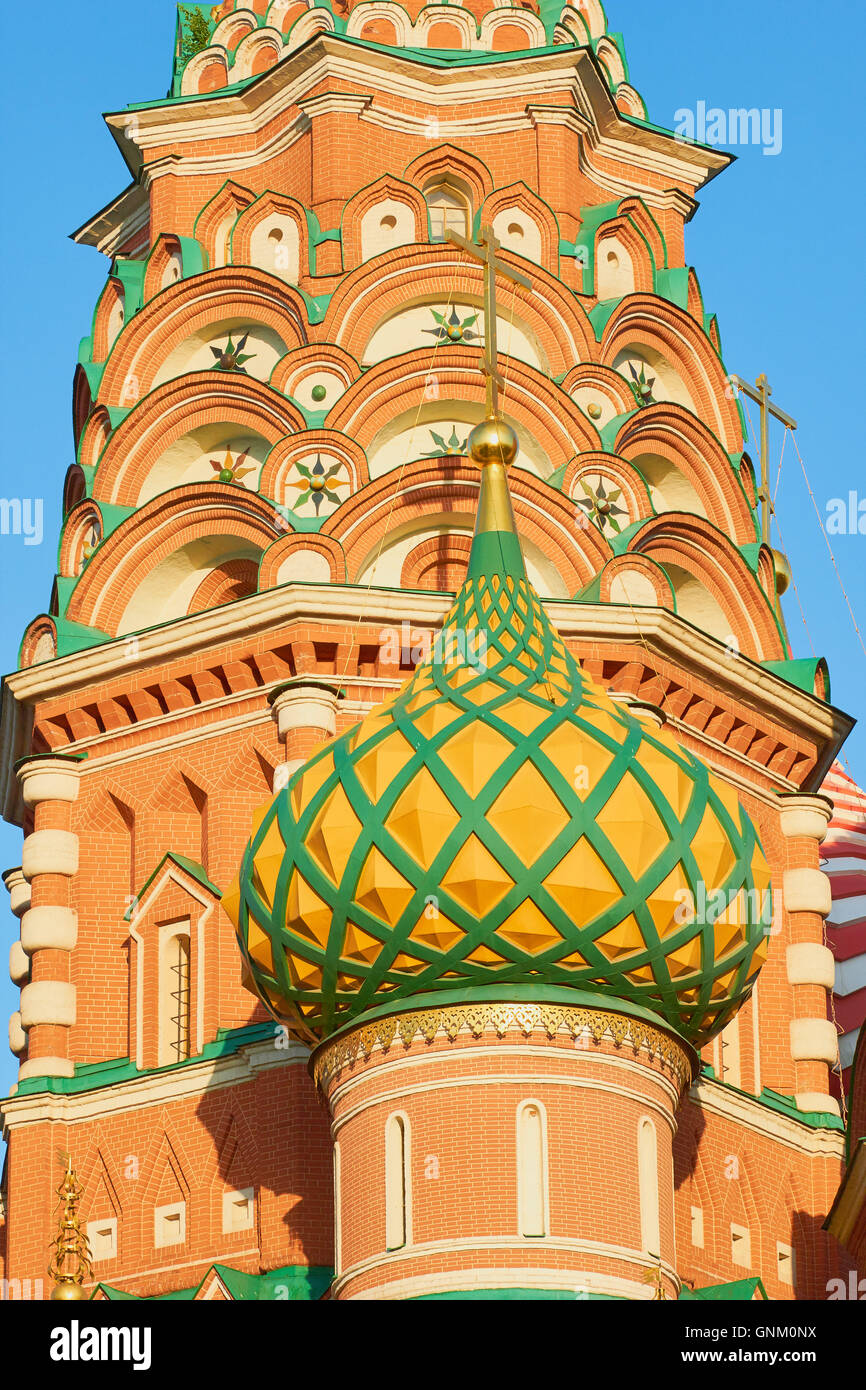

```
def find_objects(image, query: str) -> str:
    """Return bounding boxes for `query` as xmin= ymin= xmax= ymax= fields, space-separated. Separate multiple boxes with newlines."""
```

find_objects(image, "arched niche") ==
xmin=364 ymin=400 xmax=551 ymax=481
xmin=631 ymin=452 xmax=707 ymax=519
xmin=136 ymin=424 xmax=271 ymax=505
xmin=152 ymin=318 xmax=289 ymax=388
xmin=612 ymin=345 xmax=696 ymax=413
xmin=362 ymin=298 xmax=546 ymax=374
xmin=118 ymin=533 xmax=265 ymax=636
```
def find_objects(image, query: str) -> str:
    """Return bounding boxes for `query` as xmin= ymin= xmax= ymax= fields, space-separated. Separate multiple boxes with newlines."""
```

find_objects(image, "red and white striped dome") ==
xmin=820 ymin=760 xmax=866 ymax=1093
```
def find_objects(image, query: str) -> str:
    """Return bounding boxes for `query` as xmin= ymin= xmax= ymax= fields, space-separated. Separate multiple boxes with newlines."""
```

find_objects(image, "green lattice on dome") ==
xmin=223 ymin=421 xmax=771 ymax=1048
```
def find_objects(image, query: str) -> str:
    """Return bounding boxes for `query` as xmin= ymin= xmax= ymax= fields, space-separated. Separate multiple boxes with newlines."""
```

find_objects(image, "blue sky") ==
xmin=0 ymin=0 xmax=864 ymax=1108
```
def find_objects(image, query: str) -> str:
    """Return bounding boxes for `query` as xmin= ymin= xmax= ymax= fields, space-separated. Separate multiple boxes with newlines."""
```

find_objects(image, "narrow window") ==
xmin=776 ymin=1241 xmax=795 ymax=1286
xmin=425 ymin=181 xmax=470 ymax=241
xmin=638 ymin=1117 xmax=660 ymax=1255
xmin=517 ymin=1100 xmax=548 ymax=1237
xmin=385 ymin=1113 xmax=410 ymax=1250
xmin=158 ymin=927 xmax=192 ymax=1066
xmin=720 ymin=1016 xmax=741 ymax=1089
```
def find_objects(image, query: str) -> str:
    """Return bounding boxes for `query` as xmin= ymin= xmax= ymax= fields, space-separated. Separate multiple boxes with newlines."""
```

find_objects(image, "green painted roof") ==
xmin=680 ymin=1277 xmax=768 ymax=1301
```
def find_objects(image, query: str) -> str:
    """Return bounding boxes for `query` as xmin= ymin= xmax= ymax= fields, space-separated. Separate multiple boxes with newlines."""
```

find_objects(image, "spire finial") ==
xmin=48 ymin=1152 xmax=92 ymax=1301
xmin=445 ymin=222 xmax=531 ymax=419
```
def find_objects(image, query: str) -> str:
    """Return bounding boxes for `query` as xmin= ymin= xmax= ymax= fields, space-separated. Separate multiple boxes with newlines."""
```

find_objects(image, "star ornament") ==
xmin=210 ymin=449 xmax=257 ymax=486
xmin=575 ymin=475 xmax=629 ymax=535
xmin=627 ymin=359 xmax=656 ymax=406
xmin=423 ymin=307 xmax=480 ymax=345
xmin=422 ymin=425 xmax=470 ymax=458
xmin=210 ymin=334 xmax=255 ymax=373
xmin=288 ymin=455 xmax=349 ymax=515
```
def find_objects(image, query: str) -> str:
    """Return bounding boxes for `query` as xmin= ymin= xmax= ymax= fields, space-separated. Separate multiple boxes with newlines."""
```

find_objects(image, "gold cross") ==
xmin=445 ymin=224 xmax=532 ymax=418
xmin=731 ymin=373 xmax=797 ymax=545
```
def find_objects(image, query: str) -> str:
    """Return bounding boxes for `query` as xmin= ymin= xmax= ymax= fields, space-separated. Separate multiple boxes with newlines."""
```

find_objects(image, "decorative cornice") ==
xmin=312 ymin=1000 xmax=693 ymax=1093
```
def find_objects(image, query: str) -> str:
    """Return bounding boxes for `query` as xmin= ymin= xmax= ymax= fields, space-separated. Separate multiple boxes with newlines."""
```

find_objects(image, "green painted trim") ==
xmin=111 ymin=259 xmax=146 ymax=319
xmin=760 ymin=658 xmax=829 ymax=701
xmin=96 ymin=1262 xmax=332 ymax=1302
xmin=53 ymin=616 xmax=113 ymax=658
xmin=13 ymin=1021 xmax=278 ymax=1098
xmin=124 ymin=851 xmax=221 ymax=920
xmin=680 ymin=1276 xmax=768 ymax=1301
xmin=655 ymin=267 xmax=689 ymax=311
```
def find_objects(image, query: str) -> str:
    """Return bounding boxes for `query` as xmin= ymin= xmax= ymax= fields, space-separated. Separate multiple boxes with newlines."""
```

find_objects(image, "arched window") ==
xmin=384 ymin=1112 xmax=410 ymax=1250
xmin=158 ymin=926 xmax=191 ymax=1066
xmin=516 ymin=1100 xmax=548 ymax=1237
xmin=424 ymin=180 xmax=470 ymax=242
xmin=638 ymin=1116 xmax=660 ymax=1255
xmin=213 ymin=213 xmax=236 ymax=268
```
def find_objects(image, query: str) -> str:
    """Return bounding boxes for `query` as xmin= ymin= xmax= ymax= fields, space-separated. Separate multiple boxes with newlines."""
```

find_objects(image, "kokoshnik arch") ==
xmin=0 ymin=0 xmax=864 ymax=1303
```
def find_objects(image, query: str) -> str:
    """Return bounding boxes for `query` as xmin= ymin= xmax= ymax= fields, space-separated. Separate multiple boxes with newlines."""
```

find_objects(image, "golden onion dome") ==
xmin=223 ymin=419 xmax=771 ymax=1048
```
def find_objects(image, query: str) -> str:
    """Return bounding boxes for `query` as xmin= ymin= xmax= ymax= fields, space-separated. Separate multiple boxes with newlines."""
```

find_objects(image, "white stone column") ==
xmin=268 ymin=679 xmax=343 ymax=791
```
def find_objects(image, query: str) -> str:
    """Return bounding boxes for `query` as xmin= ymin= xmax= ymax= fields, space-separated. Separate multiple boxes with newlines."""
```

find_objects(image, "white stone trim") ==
xmin=20 ymin=906 xmax=78 ymax=954
xmin=783 ymin=867 xmax=832 ymax=917
xmin=19 ymin=981 xmax=76 ymax=1029
xmin=332 ymin=1233 xmax=678 ymax=1301
xmin=272 ymin=684 xmax=339 ymax=739
xmin=689 ymin=1077 xmax=844 ymax=1157
xmin=8 ymin=1011 xmax=25 ymax=1056
xmin=21 ymin=830 xmax=79 ymax=879
xmin=789 ymin=1018 xmax=839 ymax=1065
xmin=786 ymin=943 xmax=835 ymax=989
xmin=342 ymin=1266 xmax=651 ymax=1301
xmin=17 ymin=759 xmax=81 ymax=808
xmin=794 ymin=1092 xmax=841 ymax=1117
xmin=778 ymin=795 xmax=833 ymax=842
xmin=17 ymin=1056 xmax=75 ymax=1081
xmin=8 ymin=940 xmax=29 ymax=985
xmin=3 ymin=868 xmax=30 ymax=917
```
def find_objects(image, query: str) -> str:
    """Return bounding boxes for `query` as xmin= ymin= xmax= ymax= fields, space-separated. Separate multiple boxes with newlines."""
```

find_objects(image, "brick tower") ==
xmin=0 ymin=0 xmax=861 ymax=1302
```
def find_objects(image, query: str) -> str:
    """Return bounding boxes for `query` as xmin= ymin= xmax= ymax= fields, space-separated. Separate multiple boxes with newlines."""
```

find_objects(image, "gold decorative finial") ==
xmin=643 ymin=1254 xmax=667 ymax=1301
xmin=48 ymin=1153 xmax=92 ymax=1301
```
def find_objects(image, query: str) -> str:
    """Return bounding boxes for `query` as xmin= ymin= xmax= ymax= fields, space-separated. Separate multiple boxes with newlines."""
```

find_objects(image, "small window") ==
xmin=154 ymin=1201 xmax=186 ymax=1248
xmin=690 ymin=1205 xmax=704 ymax=1248
xmin=776 ymin=1241 xmax=795 ymax=1286
xmin=87 ymin=1218 xmax=118 ymax=1263
xmin=425 ymin=182 xmax=470 ymax=241
xmin=158 ymin=927 xmax=192 ymax=1067
xmin=222 ymin=1187 xmax=255 ymax=1233
xmin=731 ymin=1223 xmax=751 ymax=1268
xmin=385 ymin=1113 xmax=410 ymax=1250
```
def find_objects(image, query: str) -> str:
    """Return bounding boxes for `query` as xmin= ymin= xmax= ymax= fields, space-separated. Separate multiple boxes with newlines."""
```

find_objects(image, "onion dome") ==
xmin=223 ymin=418 xmax=771 ymax=1048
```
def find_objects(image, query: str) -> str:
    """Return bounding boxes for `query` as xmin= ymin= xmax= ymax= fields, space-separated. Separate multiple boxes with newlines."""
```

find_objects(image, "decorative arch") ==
xmin=563 ymin=450 xmax=653 ymax=522
xmin=63 ymin=464 xmax=88 ymax=517
xmin=593 ymin=212 xmax=657 ymax=299
xmin=92 ymin=372 xmax=305 ymax=507
xmin=686 ymin=268 xmax=704 ymax=323
xmin=143 ymin=233 xmax=186 ymax=303
xmin=482 ymin=10 xmax=545 ymax=51
xmin=601 ymin=296 xmax=743 ymax=452
xmin=594 ymin=553 xmax=675 ymax=609
xmin=77 ymin=406 xmax=113 ymax=472
xmin=259 ymin=531 xmax=347 ymax=587
xmin=182 ymin=48 xmax=230 ymax=96
xmin=320 ymin=244 xmax=595 ymax=376
xmin=323 ymin=458 xmax=608 ymax=589
xmin=563 ymin=0 xmax=605 ymax=40
xmin=627 ymin=514 xmax=785 ymax=660
xmin=270 ymin=342 xmax=362 ymax=399
xmin=560 ymin=362 xmax=636 ymax=429
xmin=232 ymin=27 xmax=283 ymax=79
xmin=347 ymin=2 xmax=411 ymax=44
xmin=188 ymin=558 xmax=259 ymax=613
xmin=97 ymin=269 xmax=307 ymax=407
xmin=194 ymin=181 xmax=256 ymax=268
xmin=614 ymin=404 xmax=757 ymax=543
xmin=341 ymin=174 xmax=428 ymax=271
xmin=65 ymin=486 xmax=284 ymax=636
xmin=59 ymin=499 xmax=104 ymax=579
xmin=269 ymin=0 xmax=315 ymax=36
xmin=417 ymin=7 xmax=475 ymax=49
xmin=231 ymin=191 xmax=309 ymax=282
xmin=595 ymin=35 xmax=626 ymax=86
xmin=615 ymin=84 xmax=647 ymax=119
xmin=615 ymin=198 xmax=667 ymax=271
xmin=20 ymin=616 xmax=58 ymax=671
xmin=258 ymin=429 xmax=368 ymax=503
xmin=73 ymin=365 xmax=94 ymax=448
xmin=91 ymin=278 xmax=126 ymax=363
xmin=481 ymin=182 xmax=560 ymax=273
xmin=401 ymin=533 xmax=473 ymax=591
xmin=212 ymin=9 xmax=259 ymax=52
xmin=404 ymin=143 xmax=494 ymax=211
xmin=323 ymin=346 xmax=599 ymax=474
xmin=283 ymin=6 xmax=335 ymax=48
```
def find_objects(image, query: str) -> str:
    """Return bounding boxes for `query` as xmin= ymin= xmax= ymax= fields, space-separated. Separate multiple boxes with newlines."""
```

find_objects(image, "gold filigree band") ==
xmin=311 ymin=1001 xmax=694 ymax=1093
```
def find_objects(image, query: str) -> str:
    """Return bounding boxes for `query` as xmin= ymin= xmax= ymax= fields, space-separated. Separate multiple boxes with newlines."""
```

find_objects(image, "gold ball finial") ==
xmin=770 ymin=547 xmax=791 ymax=596
xmin=467 ymin=416 xmax=519 ymax=469
xmin=51 ymin=1282 xmax=90 ymax=1301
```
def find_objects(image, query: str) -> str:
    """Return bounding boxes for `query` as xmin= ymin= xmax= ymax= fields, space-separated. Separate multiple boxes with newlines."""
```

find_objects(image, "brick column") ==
xmin=268 ymin=678 xmax=343 ymax=790
xmin=777 ymin=792 xmax=838 ymax=1116
xmin=16 ymin=756 xmax=81 ymax=1081
xmin=3 ymin=867 xmax=31 ymax=1059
